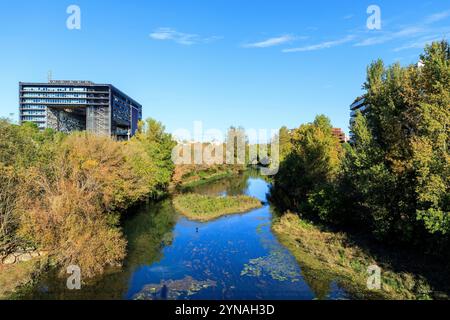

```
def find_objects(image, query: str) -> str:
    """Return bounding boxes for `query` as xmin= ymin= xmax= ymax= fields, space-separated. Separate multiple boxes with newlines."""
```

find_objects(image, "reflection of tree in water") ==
xmin=189 ymin=173 xmax=250 ymax=196
xmin=241 ymin=229 xmax=304 ymax=284
xmin=22 ymin=199 xmax=177 ymax=300
xmin=253 ymin=213 xmax=334 ymax=300
xmin=299 ymin=267 xmax=333 ymax=300
xmin=266 ymin=228 xmax=337 ymax=300
xmin=124 ymin=200 xmax=177 ymax=269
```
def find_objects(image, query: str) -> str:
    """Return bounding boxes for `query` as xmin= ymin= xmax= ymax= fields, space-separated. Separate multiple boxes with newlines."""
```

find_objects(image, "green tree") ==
xmin=271 ymin=115 xmax=344 ymax=221
xmin=412 ymin=41 xmax=450 ymax=235
xmin=278 ymin=126 xmax=292 ymax=162
xmin=271 ymin=41 xmax=449 ymax=253
xmin=342 ymin=40 xmax=449 ymax=245
xmin=131 ymin=118 xmax=176 ymax=198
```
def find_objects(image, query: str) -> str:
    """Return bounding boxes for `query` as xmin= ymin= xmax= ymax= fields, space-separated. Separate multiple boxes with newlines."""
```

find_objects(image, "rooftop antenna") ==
xmin=47 ymin=70 xmax=53 ymax=82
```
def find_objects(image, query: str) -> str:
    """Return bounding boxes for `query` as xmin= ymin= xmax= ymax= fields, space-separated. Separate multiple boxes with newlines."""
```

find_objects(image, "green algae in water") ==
xmin=241 ymin=249 xmax=301 ymax=282
xmin=256 ymin=222 xmax=271 ymax=234
xmin=133 ymin=276 xmax=217 ymax=300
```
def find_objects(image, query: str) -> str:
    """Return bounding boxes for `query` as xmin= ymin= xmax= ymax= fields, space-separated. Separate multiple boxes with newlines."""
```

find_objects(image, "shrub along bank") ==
xmin=0 ymin=118 xmax=175 ymax=279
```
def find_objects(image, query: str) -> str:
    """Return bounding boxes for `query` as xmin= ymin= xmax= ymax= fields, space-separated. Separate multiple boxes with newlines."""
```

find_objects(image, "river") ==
xmin=24 ymin=172 xmax=351 ymax=300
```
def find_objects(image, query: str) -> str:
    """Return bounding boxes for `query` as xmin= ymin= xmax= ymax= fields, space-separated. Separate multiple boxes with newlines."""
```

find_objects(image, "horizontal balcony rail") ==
xmin=20 ymin=95 xmax=109 ymax=99
xmin=350 ymin=98 xmax=366 ymax=110
xmin=20 ymin=102 xmax=109 ymax=106
xmin=20 ymin=90 xmax=110 ymax=94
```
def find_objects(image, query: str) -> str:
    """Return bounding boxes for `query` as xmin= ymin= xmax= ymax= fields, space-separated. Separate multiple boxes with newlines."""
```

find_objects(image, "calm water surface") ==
xmin=26 ymin=172 xmax=350 ymax=300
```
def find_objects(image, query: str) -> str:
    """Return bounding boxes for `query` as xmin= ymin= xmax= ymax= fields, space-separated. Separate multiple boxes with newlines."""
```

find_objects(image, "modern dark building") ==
xmin=349 ymin=96 xmax=367 ymax=125
xmin=19 ymin=80 xmax=142 ymax=140
xmin=349 ymin=95 xmax=368 ymax=142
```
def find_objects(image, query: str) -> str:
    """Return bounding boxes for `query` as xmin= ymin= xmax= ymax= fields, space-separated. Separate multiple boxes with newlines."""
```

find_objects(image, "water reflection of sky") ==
xmin=27 ymin=174 xmax=349 ymax=300
xmin=125 ymin=177 xmax=348 ymax=300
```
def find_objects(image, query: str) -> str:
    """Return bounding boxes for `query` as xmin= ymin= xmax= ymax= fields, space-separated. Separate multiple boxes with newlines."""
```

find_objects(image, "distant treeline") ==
xmin=271 ymin=40 xmax=449 ymax=256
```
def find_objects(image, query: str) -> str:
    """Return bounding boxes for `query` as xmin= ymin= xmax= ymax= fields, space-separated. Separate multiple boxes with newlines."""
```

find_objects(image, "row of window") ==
xmin=21 ymin=104 xmax=47 ymax=109
xmin=22 ymin=93 xmax=88 ymax=98
xmin=22 ymin=87 xmax=87 ymax=92
xmin=350 ymin=105 xmax=368 ymax=118
xmin=22 ymin=99 xmax=88 ymax=104
xmin=21 ymin=116 xmax=46 ymax=122
xmin=22 ymin=110 xmax=46 ymax=116
xmin=112 ymin=95 xmax=131 ymax=124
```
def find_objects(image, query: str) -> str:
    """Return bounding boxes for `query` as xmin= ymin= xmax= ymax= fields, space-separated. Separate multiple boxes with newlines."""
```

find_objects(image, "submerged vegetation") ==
xmin=173 ymin=194 xmax=262 ymax=222
xmin=241 ymin=250 xmax=302 ymax=283
xmin=134 ymin=276 xmax=217 ymax=300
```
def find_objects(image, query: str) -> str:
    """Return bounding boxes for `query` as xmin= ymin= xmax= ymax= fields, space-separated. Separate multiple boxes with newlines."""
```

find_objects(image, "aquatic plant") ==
xmin=241 ymin=249 xmax=301 ymax=282
xmin=133 ymin=276 xmax=217 ymax=300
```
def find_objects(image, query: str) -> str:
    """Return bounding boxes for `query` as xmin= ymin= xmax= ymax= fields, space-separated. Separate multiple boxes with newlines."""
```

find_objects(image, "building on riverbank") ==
xmin=19 ymin=80 xmax=142 ymax=140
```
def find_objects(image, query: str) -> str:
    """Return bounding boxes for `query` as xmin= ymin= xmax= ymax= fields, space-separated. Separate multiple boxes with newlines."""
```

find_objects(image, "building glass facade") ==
xmin=19 ymin=80 xmax=143 ymax=139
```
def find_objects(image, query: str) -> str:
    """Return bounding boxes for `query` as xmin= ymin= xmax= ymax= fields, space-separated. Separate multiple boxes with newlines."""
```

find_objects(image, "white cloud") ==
xmin=425 ymin=10 xmax=450 ymax=24
xmin=354 ymin=26 xmax=425 ymax=47
xmin=393 ymin=36 xmax=443 ymax=52
xmin=243 ymin=35 xmax=298 ymax=48
xmin=149 ymin=27 xmax=221 ymax=45
xmin=354 ymin=9 xmax=450 ymax=48
xmin=282 ymin=35 xmax=355 ymax=53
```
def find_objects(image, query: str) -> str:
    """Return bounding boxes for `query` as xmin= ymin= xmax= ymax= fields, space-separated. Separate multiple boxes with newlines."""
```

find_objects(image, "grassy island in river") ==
xmin=173 ymin=194 xmax=263 ymax=222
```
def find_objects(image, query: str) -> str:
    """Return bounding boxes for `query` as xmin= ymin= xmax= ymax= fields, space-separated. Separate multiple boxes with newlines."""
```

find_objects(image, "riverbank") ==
xmin=12 ymin=174 xmax=448 ymax=300
xmin=173 ymin=193 xmax=262 ymax=222
xmin=5 ymin=169 xmax=246 ymax=299
xmin=180 ymin=171 xmax=235 ymax=188
xmin=172 ymin=164 xmax=245 ymax=189
xmin=272 ymin=212 xmax=450 ymax=300
xmin=0 ymin=119 xmax=177 ymax=298
xmin=0 ymin=256 xmax=50 ymax=299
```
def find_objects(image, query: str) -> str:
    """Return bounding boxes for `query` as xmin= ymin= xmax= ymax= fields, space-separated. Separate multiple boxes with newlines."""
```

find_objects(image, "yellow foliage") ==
xmin=16 ymin=133 xmax=146 ymax=277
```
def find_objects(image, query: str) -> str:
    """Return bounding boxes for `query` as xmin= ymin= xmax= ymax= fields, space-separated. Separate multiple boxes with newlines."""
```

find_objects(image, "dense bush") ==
xmin=270 ymin=115 xmax=345 ymax=222
xmin=0 ymin=164 xmax=18 ymax=252
xmin=0 ymin=120 xmax=59 ymax=254
xmin=0 ymin=118 xmax=175 ymax=277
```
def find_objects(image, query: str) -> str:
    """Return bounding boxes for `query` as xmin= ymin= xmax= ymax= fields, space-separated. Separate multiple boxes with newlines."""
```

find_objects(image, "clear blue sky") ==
xmin=0 ymin=0 xmax=448 ymax=136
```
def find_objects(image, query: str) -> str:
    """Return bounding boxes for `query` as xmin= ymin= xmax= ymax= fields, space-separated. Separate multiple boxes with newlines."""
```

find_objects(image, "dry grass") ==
xmin=0 ymin=257 xmax=47 ymax=299
xmin=273 ymin=212 xmax=435 ymax=300
xmin=173 ymin=194 xmax=263 ymax=222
